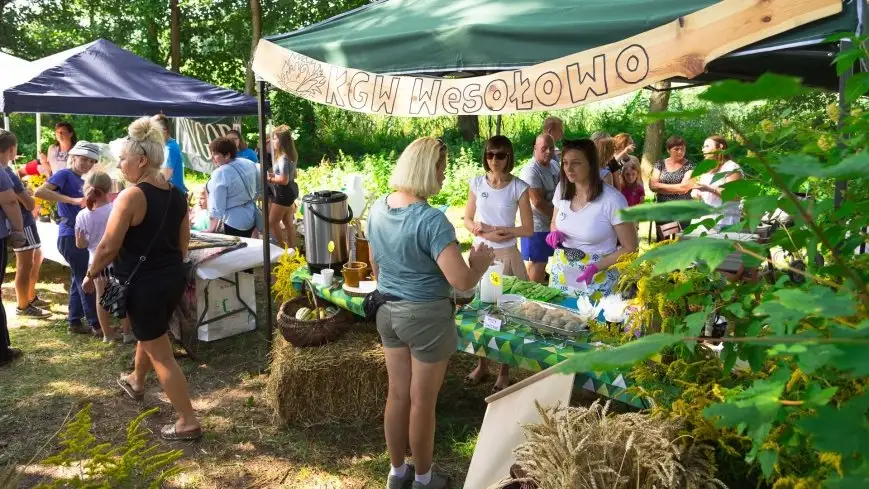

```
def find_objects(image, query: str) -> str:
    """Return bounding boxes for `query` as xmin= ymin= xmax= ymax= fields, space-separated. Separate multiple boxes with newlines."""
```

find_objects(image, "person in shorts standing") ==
xmin=82 ymin=117 xmax=200 ymax=441
xmin=368 ymin=137 xmax=494 ymax=489
xmin=266 ymin=125 xmax=299 ymax=249
xmin=36 ymin=141 xmax=100 ymax=335
xmin=0 ymin=135 xmax=49 ymax=318
xmin=0 ymin=129 xmax=28 ymax=367
xmin=519 ymin=133 xmax=558 ymax=283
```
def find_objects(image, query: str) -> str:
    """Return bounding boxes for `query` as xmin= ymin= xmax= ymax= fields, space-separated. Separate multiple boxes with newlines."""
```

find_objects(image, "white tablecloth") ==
xmin=35 ymin=220 xmax=68 ymax=266
xmin=35 ymin=220 xmax=283 ymax=276
xmin=195 ymin=237 xmax=283 ymax=279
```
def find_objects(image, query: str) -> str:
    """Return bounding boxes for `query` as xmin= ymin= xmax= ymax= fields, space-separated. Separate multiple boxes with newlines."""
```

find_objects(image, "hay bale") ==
xmin=267 ymin=329 xmax=387 ymax=426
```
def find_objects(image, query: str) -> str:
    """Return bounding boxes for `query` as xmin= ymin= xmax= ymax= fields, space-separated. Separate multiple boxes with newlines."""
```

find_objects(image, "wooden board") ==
xmin=343 ymin=280 xmax=377 ymax=297
xmin=253 ymin=0 xmax=841 ymax=116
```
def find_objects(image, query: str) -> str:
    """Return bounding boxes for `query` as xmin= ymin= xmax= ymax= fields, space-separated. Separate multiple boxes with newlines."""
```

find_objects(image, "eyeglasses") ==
xmin=486 ymin=151 xmax=509 ymax=160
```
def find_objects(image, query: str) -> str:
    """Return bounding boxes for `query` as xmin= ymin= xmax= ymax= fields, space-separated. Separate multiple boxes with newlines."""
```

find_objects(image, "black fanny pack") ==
xmin=363 ymin=290 xmax=401 ymax=321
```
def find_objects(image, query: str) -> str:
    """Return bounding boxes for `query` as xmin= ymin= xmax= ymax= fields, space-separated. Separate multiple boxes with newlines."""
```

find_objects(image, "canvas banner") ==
xmin=176 ymin=117 xmax=241 ymax=174
xmin=252 ymin=0 xmax=840 ymax=117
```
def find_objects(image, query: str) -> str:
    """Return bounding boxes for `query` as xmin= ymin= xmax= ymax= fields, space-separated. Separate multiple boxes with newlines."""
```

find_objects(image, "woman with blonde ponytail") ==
xmin=82 ymin=116 xmax=201 ymax=441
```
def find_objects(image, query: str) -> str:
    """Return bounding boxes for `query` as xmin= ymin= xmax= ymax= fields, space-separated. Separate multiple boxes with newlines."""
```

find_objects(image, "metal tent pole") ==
xmin=35 ymin=113 xmax=41 ymax=158
xmin=257 ymin=79 xmax=273 ymax=341
xmin=3 ymin=115 xmax=8 ymax=131
xmin=835 ymin=39 xmax=853 ymax=210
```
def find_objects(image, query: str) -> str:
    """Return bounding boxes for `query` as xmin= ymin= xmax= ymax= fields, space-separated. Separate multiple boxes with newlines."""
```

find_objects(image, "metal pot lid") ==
xmin=302 ymin=190 xmax=347 ymax=204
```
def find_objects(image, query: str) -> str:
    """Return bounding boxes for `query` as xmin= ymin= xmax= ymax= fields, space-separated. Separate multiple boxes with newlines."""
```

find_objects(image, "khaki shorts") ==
xmin=494 ymin=246 xmax=528 ymax=280
xmin=376 ymin=299 xmax=457 ymax=363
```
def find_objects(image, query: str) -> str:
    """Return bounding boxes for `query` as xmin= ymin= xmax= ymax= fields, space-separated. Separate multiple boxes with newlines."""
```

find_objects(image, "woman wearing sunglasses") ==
xmin=463 ymin=135 xmax=533 ymax=392
xmin=546 ymin=139 xmax=638 ymax=302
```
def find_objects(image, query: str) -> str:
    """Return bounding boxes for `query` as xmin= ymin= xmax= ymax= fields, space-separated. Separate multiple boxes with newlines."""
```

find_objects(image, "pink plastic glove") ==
xmin=545 ymin=231 xmax=566 ymax=249
xmin=576 ymin=264 xmax=600 ymax=285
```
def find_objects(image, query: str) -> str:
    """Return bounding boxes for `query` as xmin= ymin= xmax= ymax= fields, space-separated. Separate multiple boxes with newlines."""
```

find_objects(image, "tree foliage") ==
xmin=562 ymin=41 xmax=869 ymax=488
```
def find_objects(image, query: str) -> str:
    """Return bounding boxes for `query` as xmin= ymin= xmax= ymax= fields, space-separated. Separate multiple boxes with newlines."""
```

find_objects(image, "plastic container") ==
xmin=344 ymin=174 xmax=366 ymax=218
xmin=479 ymin=261 xmax=504 ymax=303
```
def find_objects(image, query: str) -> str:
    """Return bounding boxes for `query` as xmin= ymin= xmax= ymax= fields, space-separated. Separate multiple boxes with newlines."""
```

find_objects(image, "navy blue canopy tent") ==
xmin=0 ymin=39 xmax=258 ymax=117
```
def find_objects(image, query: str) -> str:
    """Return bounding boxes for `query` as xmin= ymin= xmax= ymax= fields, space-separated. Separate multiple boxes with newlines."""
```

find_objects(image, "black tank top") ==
xmin=115 ymin=183 xmax=186 ymax=276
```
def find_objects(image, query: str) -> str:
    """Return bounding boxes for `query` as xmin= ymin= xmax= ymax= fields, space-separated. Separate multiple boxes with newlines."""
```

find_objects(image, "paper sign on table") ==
xmin=484 ymin=315 xmax=502 ymax=331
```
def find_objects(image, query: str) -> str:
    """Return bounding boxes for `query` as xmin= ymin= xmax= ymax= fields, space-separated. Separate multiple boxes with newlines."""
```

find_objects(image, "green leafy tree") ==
xmin=559 ymin=47 xmax=869 ymax=488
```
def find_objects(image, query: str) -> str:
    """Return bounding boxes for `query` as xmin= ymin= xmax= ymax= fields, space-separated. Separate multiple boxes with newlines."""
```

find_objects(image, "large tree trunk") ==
xmin=457 ymin=115 xmax=479 ymax=141
xmin=245 ymin=0 xmax=263 ymax=95
xmin=145 ymin=20 xmax=161 ymax=64
xmin=170 ymin=0 xmax=181 ymax=72
xmin=641 ymin=81 xmax=671 ymax=191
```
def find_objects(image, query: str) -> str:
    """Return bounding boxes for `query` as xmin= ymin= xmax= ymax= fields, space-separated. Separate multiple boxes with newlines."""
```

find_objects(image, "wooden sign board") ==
xmin=253 ymin=0 xmax=841 ymax=116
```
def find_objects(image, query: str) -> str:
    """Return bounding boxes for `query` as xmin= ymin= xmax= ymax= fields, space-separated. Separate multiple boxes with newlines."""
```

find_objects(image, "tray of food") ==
xmin=497 ymin=299 xmax=589 ymax=338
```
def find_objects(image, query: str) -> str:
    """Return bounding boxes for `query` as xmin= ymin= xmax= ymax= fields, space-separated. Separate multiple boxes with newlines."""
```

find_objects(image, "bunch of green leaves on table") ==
xmin=501 ymin=276 xmax=563 ymax=303
xmin=556 ymin=48 xmax=869 ymax=489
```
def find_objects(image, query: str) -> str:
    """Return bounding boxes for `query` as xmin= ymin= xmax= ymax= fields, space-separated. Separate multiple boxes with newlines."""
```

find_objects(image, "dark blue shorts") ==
xmin=521 ymin=232 xmax=555 ymax=263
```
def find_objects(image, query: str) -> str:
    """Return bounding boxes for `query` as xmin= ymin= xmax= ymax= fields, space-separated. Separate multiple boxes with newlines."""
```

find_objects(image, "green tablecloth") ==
xmin=291 ymin=269 xmax=647 ymax=408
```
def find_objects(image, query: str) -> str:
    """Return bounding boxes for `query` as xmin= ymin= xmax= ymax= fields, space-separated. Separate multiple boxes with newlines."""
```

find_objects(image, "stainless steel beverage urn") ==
xmin=302 ymin=190 xmax=353 ymax=273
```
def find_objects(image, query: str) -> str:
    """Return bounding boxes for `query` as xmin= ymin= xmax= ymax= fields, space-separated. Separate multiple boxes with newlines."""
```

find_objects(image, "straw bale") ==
xmin=267 ymin=329 xmax=387 ymax=426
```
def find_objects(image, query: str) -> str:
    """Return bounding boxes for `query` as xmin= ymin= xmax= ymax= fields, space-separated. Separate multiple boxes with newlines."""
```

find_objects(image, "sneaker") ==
xmin=90 ymin=326 xmax=103 ymax=338
xmin=122 ymin=333 xmax=137 ymax=344
xmin=17 ymin=304 xmax=51 ymax=319
xmin=68 ymin=322 xmax=92 ymax=335
xmin=411 ymin=472 xmax=449 ymax=489
xmin=30 ymin=297 xmax=50 ymax=308
xmin=387 ymin=464 xmax=415 ymax=489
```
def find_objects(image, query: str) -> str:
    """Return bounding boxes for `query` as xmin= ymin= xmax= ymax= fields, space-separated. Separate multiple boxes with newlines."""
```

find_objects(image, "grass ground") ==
xmin=0 ymin=260 xmax=495 ymax=489
xmin=0 ymin=215 xmax=653 ymax=488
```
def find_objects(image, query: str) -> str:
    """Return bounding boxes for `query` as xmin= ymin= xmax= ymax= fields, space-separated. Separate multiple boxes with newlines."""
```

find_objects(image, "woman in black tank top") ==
xmin=82 ymin=117 xmax=201 ymax=441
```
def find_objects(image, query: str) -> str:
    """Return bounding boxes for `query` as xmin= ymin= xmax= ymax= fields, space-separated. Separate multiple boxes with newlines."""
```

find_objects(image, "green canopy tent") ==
xmin=263 ymin=0 xmax=862 ymax=88
xmin=251 ymin=0 xmax=865 ymax=330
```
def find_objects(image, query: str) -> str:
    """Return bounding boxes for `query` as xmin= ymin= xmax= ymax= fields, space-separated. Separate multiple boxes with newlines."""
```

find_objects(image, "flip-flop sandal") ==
xmin=160 ymin=424 xmax=203 ymax=442
xmin=117 ymin=376 xmax=145 ymax=401
xmin=464 ymin=372 xmax=490 ymax=387
xmin=492 ymin=382 xmax=511 ymax=393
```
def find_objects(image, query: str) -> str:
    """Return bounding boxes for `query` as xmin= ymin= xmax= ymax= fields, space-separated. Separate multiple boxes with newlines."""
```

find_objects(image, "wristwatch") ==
xmin=85 ymin=270 xmax=95 ymax=279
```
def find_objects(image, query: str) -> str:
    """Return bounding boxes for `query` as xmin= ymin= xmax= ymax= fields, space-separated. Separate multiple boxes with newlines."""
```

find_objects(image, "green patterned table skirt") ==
xmin=291 ymin=269 xmax=648 ymax=408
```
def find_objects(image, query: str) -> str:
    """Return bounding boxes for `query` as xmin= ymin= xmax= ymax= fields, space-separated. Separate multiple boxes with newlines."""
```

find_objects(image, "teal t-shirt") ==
xmin=367 ymin=196 xmax=457 ymax=302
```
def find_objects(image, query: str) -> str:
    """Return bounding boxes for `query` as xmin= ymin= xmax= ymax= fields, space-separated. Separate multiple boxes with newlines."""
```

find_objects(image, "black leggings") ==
xmin=223 ymin=224 xmax=254 ymax=238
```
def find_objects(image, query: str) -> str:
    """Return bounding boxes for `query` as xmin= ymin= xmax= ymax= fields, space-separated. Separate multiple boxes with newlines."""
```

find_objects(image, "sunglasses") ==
xmin=486 ymin=151 xmax=509 ymax=160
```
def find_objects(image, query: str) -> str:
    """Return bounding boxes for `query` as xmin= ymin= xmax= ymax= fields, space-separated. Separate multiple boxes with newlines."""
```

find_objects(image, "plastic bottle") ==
xmin=479 ymin=261 xmax=505 ymax=303
xmin=344 ymin=174 xmax=366 ymax=218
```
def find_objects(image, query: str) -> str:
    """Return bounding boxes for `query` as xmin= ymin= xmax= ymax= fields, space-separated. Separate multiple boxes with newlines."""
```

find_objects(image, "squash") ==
xmin=295 ymin=307 xmax=312 ymax=321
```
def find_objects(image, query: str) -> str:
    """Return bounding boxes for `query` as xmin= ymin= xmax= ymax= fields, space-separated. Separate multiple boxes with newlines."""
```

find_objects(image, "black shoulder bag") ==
xmin=100 ymin=186 xmax=174 ymax=319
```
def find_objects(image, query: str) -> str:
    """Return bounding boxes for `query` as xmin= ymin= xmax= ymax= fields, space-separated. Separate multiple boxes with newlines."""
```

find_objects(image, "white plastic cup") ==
xmin=311 ymin=273 xmax=323 ymax=286
xmin=321 ymin=269 xmax=334 ymax=286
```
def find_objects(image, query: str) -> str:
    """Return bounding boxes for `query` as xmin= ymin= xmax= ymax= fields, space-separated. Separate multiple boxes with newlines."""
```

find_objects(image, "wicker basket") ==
xmin=276 ymin=282 xmax=350 ymax=347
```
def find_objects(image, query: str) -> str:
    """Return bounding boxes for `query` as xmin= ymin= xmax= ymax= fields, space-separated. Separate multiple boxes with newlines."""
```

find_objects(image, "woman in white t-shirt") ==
xmin=39 ymin=121 xmax=77 ymax=176
xmin=692 ymin=136 xmax=743 ymax=231
xmin=546 ymin=139 xmax=638 ymax=301
xmin=463 ymin=135 xmax=533 ymax=391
